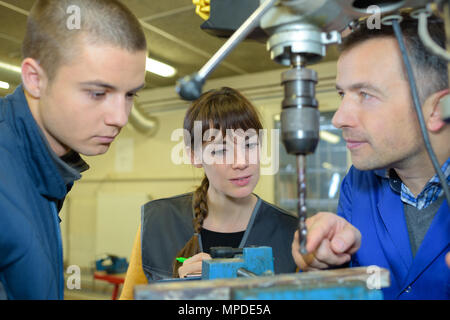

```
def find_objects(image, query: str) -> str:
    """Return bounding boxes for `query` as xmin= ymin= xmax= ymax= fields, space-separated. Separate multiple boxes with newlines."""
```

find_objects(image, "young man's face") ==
xmin=332 ymin=37 xmax=423 ymax=171
xmin=36 ymin=42 xmax=146 ymax=156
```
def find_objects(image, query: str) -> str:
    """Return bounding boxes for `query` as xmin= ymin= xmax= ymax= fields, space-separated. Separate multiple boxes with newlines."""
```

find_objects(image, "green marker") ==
xmin=176 ymin=257 xmax=189 ymax=263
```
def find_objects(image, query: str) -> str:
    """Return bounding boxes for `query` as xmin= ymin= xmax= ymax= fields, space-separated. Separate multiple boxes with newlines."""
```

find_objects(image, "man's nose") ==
xmin=104 ymin=97 xmax=130 ymax=128
xmin=331 ymin=97 xmax=356 ymax=129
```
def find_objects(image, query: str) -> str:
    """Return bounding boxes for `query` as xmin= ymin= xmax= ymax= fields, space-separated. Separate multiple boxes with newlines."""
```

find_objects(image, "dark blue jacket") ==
xmin=338 ymin=166 xmax=449 ymax=300
xmin=0 ymin=86 xmax=87 ymax=299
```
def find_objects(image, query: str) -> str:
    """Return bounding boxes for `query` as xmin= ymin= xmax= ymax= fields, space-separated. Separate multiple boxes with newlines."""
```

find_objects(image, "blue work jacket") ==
xmin=0 ymin=86 xmax=87 ymax=299
xmin=338 ymin=166 xmax=449 ymax=300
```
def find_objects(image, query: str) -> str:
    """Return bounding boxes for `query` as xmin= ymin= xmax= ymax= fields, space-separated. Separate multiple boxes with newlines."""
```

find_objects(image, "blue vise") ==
xmin=202 ymin=246 xmax=274 ymax=280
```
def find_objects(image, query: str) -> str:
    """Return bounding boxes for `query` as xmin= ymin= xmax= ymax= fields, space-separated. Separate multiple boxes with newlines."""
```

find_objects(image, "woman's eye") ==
xmin=246 ymin=142 xmax=258 ymax=149
xmin=211 ymin=149 xmax=226 ymax=156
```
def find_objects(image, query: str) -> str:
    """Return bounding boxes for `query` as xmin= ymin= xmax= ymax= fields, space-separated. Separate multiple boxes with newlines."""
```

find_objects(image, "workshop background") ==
xmin=0 ymin=0 xmax=347 ymax=299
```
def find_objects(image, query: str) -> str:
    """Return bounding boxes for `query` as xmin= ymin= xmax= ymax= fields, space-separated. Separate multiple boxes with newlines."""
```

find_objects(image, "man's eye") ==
xmin=337 ymin=91 xmax=345 ymax=99
xmin=126 ymin=92 xmax=139 ymax=99
xmin=360 ymin=91 xmax=374 ymax=100
xmin=89 ymin=91 xmax=106 ymax=99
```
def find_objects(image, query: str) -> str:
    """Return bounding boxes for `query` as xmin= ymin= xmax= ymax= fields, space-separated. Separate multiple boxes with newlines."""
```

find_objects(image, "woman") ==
xmin=120 ymin=87 xmax=297 ymax=299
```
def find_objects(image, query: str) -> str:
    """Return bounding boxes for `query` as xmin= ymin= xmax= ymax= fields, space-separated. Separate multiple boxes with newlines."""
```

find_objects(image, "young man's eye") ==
xmin=89 ymin=91 xmax=106 ymax=99
xmin=126 ymin=92 xmax=139 ymax=99
xmin=337 ymin=91 xmax=345 ymax=99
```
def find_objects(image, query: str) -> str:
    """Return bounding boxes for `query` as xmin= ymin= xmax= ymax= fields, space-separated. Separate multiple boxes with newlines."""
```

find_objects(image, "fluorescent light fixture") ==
xmin=146 ymin=57 xmax=176 ymax=77
xmin=0 ymin=61 xmax=21 ymax=74
xmin=320 ymin=130 xmax=341 ymax=144
xmin=0 ymin=81 xmax=10 ymax=89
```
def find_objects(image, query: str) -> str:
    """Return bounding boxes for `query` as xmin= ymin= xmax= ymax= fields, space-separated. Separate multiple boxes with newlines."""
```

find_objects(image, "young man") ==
xmin=291 ymin=15 xmax=449 ymax=299
xmin=0 ymin=0 xmax=147 ymax=299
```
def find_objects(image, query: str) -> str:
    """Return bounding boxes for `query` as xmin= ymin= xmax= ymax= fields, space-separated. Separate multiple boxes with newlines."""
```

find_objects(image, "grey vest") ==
xmin=140 ymin=193 xmax=298 ymax=281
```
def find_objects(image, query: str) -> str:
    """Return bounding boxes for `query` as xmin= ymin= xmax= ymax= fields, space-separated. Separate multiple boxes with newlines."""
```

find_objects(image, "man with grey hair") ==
xmin=0 ymin=0 xmax=147 ymax=299
xmin=291 ymin=13 xmax=449 ymax=299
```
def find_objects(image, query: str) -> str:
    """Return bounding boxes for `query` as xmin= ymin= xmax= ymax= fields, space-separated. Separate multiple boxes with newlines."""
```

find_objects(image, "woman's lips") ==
xmin=230 ymin=175 xmax=251 ymax=187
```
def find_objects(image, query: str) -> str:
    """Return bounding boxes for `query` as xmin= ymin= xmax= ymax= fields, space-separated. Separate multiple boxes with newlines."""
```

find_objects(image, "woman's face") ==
xmin=194 ymin=128 xmax=260 ymax=199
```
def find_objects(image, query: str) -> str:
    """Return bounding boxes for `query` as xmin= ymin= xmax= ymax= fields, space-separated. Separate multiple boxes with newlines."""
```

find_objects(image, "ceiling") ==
xmin=0 ymin=0 xmax=340 ymax=97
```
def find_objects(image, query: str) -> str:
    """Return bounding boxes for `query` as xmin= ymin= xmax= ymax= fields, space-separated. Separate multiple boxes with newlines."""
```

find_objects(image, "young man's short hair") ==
xmin=22 ymin=0 xmax=147 ymax=80
xmin=340 ymin=12 xmax=447 ymax=104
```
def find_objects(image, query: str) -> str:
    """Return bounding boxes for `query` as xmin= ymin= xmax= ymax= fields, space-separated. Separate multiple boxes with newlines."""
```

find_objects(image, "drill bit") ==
xmin=297 ymin=154 xmax=308 ymax=255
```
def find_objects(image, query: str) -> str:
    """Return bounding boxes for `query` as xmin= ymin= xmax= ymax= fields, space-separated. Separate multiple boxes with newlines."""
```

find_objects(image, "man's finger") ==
xmin=305 ymin=213 xmax=337 ymax=253
xmin=313 ymin=238 xmax=351 ymax=266
xmin=330 ymin=223 xmax=361 ymax=254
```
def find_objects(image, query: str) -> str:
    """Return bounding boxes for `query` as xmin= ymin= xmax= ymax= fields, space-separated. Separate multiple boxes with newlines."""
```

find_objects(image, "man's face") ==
xmin=332 ymin=37 xmax=422 ymax=171
xmin=37 ymin=42 xmax=146 ymax=156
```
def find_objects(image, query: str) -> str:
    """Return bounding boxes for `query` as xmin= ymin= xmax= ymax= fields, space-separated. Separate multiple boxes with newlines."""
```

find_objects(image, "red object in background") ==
xmin=93 ymin=271 xmax=126 ymax=300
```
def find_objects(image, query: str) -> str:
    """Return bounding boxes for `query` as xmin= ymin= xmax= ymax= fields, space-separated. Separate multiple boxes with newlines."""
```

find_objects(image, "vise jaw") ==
xmin=202 ymin=246 xmax=274 ymax=280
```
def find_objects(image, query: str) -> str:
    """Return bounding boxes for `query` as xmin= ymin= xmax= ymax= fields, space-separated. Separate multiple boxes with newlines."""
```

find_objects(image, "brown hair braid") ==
xmin=172 ymin=176 xmax=209 ymax=276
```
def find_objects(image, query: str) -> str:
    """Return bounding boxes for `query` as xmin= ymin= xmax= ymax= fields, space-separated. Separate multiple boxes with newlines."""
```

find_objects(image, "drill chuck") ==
xmin=280 ymin=66 xmax=320 ymax=156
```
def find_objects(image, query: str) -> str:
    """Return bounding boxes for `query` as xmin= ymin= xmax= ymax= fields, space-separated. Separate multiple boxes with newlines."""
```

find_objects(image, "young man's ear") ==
xmin=21 ymin=58 xmax=47 ymax=98
xmin=425 ymin=89 xmax=449 ymax=132
xmin=186 ymin=147 xmax=203 ymax=168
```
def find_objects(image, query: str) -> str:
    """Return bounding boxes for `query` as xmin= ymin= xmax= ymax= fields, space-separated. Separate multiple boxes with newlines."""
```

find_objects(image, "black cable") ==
xmin=392 ymin=19 xmax=450 ymax=207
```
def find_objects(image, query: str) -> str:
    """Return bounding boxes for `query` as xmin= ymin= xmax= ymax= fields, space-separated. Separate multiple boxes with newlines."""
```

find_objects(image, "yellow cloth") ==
xmin=193 ymin=0 xmax=210 ymax=20
xmin=119 ymin=226 xmax=148 ymax=300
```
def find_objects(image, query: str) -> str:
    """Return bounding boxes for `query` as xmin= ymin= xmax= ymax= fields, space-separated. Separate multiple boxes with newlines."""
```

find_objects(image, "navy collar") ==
xmin=374 ymin=158 xmax=450 ymax=209
xmin=5 ymin=85 xmax=89 ymax=199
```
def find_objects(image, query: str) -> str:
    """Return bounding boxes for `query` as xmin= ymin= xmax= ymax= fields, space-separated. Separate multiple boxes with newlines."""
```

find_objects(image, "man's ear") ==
xmin=21 ymin=58 xmax=47 ymax=98
xmin=187 ymin=146 xmax=203 ymax=168
xmin=425 ymin=89 xmax=449 ymax=132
